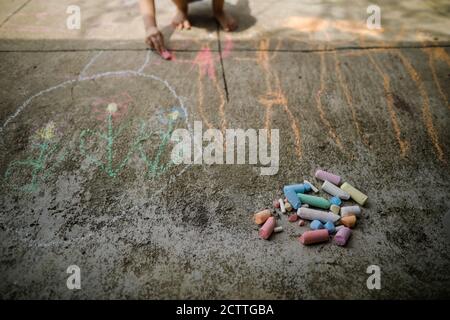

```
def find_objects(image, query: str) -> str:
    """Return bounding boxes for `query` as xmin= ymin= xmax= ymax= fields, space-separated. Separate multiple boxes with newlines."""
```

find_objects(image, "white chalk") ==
xmin=321 ymin=180 xmax=350 ymax=200
xmin=279 ymin=199 xmax=286 ymax=213
xmin=340 ymin=205 xmax=361 ymax=217
xmin=297 ymin=207 xmax=340 ymax=224
xmin=304 ymin=180 xmax=319 ymax=193
xmin=274 ymin=226 xmax=283 ymax=233
xmin=301 ymin=204 xmax=309 ymax=208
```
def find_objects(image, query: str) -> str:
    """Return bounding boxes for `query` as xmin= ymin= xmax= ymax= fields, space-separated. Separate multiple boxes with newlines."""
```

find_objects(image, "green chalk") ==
xmin=297 ymin=193 xmax=331 ymax=209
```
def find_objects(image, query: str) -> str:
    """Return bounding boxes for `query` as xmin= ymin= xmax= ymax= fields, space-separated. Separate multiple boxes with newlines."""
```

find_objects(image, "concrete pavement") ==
xmin=0 ymin=0 xmax=449 ymax=299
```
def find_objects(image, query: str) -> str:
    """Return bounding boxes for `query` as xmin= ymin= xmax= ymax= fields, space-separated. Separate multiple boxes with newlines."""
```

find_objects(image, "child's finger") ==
xmin=183 ymin=20 xmax=191 ymax=30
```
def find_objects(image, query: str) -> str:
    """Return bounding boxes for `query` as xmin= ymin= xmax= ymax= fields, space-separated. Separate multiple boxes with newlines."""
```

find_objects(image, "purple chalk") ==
xmin=315 ymin=169 xmax=342 ymax=186
xmin=334 ymin=226 xmax=352 ymax=246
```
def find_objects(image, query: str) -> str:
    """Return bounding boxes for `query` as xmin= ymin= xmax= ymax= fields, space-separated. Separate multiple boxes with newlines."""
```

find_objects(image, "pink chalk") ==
xmin=315 ymin=169 xmax=342 ymax=186
xmin=334 ymin=226 xmax=352 ymax=246
xmin=299 ymin=229 xmax=329 ymax=245
xmin=288 ymin=214 xmax=298 ymax=222
xmin=298 ymin=219 xmax=306 ymax=226
xmin=259 ymin=217 xmax=276 ymax=240
xmin=161 ymin=50 xmax=172 ymax=60
xmin=273 ymin=200 xmax=280 ymax=208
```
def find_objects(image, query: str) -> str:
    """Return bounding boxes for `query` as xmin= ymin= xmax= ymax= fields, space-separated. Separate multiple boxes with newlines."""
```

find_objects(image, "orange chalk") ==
xmin=254 ymin=209 xmax=272 ymax=225
xmin=340 ymin=215 xmax=356 ymax=228
xmin=299 ymin=229 xmax=329 ymax=245
xmin=259 ymin=217 xmax=276 ymax=240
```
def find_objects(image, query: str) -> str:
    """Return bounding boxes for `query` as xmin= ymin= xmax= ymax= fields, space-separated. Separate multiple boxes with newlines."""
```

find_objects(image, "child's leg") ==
xmin=212 ymin=0 xmax=237 ymax=32
xmin=172 ymin=0 xmax=191 ymax=30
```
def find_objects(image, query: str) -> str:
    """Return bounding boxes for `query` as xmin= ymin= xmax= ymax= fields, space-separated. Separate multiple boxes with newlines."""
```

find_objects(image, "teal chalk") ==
xmin=297 ymin=193 xmax=331 ymax=209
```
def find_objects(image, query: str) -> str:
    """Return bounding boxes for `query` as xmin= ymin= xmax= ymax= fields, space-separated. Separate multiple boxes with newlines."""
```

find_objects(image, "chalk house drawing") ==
xmin=4 ymin=122 xmax=66 ymax=192
xmin=1 ymin=50 xmax=191 ymax=191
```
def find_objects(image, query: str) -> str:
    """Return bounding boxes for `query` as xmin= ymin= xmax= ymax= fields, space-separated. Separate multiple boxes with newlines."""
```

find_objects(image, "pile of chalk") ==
xmin=253 ymin=169 xmax=368 ymax=246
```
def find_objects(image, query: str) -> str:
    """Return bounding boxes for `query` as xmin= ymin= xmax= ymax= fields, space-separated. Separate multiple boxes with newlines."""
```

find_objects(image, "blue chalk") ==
xmin=310 ymin=220 xmax=324 ymax=230
xmin=284 ymin=183 xmax=312 ymax=194
xmin=330 ymin=197 xmax=342 ymax=206
xmin=284 ymin=188 xmax=301 ymax=210
xmin=283 ymin=183 xmax=311 ymax=210
xmin=324 ymin=221 xmax=336 ymax=234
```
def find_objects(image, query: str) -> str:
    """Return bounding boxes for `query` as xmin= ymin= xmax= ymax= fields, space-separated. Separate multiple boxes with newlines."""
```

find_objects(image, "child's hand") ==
xmin=145 ymin=26 xmax=166 ymax=55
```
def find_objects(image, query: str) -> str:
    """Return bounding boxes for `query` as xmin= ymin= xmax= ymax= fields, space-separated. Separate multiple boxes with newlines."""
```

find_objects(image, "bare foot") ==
xmin=172 ymin=9 xmax=191 ymax=30
xmin=214 ymin=11 xmax=237 ymax=32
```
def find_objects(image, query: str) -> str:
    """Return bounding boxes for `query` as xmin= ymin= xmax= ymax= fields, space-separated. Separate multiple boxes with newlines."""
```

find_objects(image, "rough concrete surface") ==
xmin=0 ymin=0 xmax=449 ymax=299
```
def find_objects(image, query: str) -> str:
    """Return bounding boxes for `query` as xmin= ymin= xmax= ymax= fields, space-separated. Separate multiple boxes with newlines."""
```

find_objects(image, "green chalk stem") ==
xmin=297 ymin=193 xmax=331 ymax=209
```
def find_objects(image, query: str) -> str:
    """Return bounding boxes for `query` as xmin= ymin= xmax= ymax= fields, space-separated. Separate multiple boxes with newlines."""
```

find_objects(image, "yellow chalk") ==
xmin=330 ymin=204 xmax=340 ymax=215
xmin=340 ymin=182 xmax=368 ymax=206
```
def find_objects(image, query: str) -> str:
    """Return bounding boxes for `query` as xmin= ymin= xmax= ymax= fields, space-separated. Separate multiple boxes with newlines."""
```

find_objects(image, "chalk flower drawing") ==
xmin=5 ymin=122 xmax=65 ymax=192
xmin=91 ymin=92 xmax=133 ymax=122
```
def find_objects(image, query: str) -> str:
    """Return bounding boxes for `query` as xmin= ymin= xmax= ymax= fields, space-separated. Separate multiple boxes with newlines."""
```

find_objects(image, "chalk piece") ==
xmin=335 ymin=225 xmax=345 ymax=232
xmin=279 ymin=199 xmax=286 ymax=213
xmin=298 ymin=219 xmax=306 ymax=226
xmin=330 ymin=205 xmax=340 ymax=215
xmin=273 ymin=200 xmax=280 ymax=209
xmin=310 ymin=220 xmax=324 ymax=230
xmin=301 ymin=204 xmax=309 ymax=208
xmin=254 ymin=209 xmax=272 ymax=225
xmin=330 ymin=197 xmax=342 ymax=206
xmin=297 ymin=193 xmax=331 ymax=209
xmin=288 ymin=214 xmax=298 ymax=222
xmin=299 ymin=229 xmax=329 ymax=245
xmin=334 ymin=227 xmax=352 ymax=246
xmin=297 ymin=207 xmax=340 ymax=224
xmin=283 ymin=184 xmax=311 ymax=210
xmin=285 ymin=202 xmax=293 ymax=212
xmin=324 ymin=221 xmax=336 ymax=234
xmin=340 ymin=205 xmax=361 ymax=217
xmin=161 ymin=50 xmax=172 ymax=60
xmin=340 ymin=215 xmax=357 ymax=228
xmin=315 ymin=169 xmax=342 ymax=186
xmin=304 ymin=180 xmax=319 ymax=193
xmin=259 ymin=217 xmax=276 ymax=240
xmin=322 ymin=180 xmax=350 ymax=200
xmin=274 ymin=226 xmax=283 ymax=233
xmin=340 ymin=182 xmax=368 ymax=206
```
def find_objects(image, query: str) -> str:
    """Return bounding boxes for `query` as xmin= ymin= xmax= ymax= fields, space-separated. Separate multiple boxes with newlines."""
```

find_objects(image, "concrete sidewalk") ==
xmin=0 ymin=0 xmax=449 ymax=299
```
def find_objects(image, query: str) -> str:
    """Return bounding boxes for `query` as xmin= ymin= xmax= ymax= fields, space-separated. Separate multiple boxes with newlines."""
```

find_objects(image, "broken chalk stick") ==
xmin=334 ymin=226 xmax=352 ymax=246
xmin=310 ymin=220 xmax=324 ymax=230
xmin=297 ymin=207 xmax=340 ymax=224
xmin=330 ymin=197 xmax=342 ymax=206
xmin=340 ymin=215 xmax=357 ymax=228
xmin=259 ymin=217 xmax=276 ymax=240
xmin=340 ymin=182 xmax=368 ymax=206
xmin=274 ymin=226 xmax=283 ymax=233
xmin=299 ymin=229 xmax=330 ymax=245
xmin=254 ymin=209 xmax=272 ymax=225
xmin=279 ymin=199 xmax=286 ymax=213
xmin=340 ymin=205 xmax=361 ymax=217
xmin=285 ymin=202 xmax=293 ymax=212
xmin=161 ymin=50 xmax=172 ymax=60
xmin=324 ymin=221 xmax=336 ymax=234
xmin=297 ymin=193 xmax=330 ymax=209
xmin=330 ymin=204 xmax=340 ymax=215
xmin=315 ymin=169 xmax=342 ymax=186
xmin=288 ymin=214 xmax=298 ymax=222
xmin=322 ymin=180 xmax=350 ymax=200
xmin=283 ymin=184 xmax=311 ymax=210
